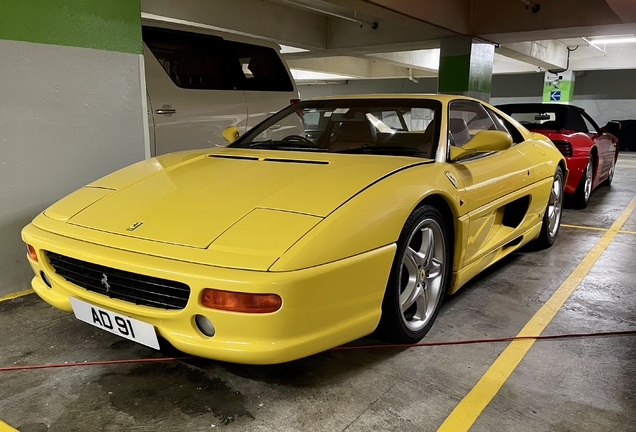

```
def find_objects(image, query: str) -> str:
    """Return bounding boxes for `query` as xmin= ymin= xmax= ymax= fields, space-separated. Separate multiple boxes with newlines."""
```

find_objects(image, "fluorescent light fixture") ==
xmin=291 ymin=69 xmax=354 ymax=81
xmin=588 ymin=35 xmax=636 ymax=45
xmin=280 ymin=45 xmax=310 ymax=54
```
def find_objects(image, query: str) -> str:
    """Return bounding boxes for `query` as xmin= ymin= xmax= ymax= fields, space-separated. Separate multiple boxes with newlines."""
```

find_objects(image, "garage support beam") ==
xmin=366 ymin=49 xmax=439 ymax=73
xmin=438 ymin=36 xmax=495 ymax=102
xmin=286 ymin=56 xmax=435 ymax=79
xmin=497 ymin=40 xmax=569 ymax=71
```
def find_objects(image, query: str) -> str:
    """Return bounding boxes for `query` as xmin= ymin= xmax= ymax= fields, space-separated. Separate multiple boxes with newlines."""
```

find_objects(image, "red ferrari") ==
xmin=497 ymin=103 xmax=619 ymax=208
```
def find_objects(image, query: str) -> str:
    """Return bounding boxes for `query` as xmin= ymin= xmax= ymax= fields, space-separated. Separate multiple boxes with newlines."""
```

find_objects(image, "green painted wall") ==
xmin=0 ymin=0 xmax=142 ymax=54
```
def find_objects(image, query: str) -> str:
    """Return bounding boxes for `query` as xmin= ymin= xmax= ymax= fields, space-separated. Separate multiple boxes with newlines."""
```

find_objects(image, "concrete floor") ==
xmin=1 ymin=154 xmax=635 ymax=432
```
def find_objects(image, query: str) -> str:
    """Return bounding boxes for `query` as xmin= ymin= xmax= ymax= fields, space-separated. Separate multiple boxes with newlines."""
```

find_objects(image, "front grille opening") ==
xmin=46 ymin=252 xmax=190 ymax=310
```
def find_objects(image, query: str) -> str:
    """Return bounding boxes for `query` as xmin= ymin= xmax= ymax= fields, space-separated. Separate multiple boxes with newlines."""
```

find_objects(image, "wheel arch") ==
xmin=416 ymin=194 xmax=456 ymax=249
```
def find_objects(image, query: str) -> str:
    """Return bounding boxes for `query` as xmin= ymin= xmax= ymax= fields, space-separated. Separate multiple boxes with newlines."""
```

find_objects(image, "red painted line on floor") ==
xmin=1 ymin=330 xmax=635 ymax=372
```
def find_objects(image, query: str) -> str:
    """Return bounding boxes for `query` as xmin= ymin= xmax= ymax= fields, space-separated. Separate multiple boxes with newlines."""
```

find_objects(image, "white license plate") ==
xmin=70 ymin=297 xmax=160 ymax=350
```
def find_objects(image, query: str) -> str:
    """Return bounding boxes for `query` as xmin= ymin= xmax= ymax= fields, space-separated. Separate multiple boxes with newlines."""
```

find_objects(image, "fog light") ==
xmin=40 ymin=271 xmax=52 ymax=288
xmin=27 ymin=244 xmax=38 ymax=262
xmin=195 ymin=314 xmax=215 ymax=337
xmin=201 ymin=289 xmax=282 ymax=313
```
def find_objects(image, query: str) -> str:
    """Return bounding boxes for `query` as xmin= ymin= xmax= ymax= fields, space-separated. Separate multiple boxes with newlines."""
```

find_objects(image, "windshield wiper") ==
xmin=239 ymin=140 xmax=327 ymax=152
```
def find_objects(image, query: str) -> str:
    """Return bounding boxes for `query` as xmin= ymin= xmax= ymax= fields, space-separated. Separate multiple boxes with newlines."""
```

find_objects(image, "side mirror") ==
xmin=449 ymin=130 xmax=513 ymax=161
xmin=606 ymin=121 xmax=621 ymax=132
xmin=222 ymin=126 xmax=240 ymax=143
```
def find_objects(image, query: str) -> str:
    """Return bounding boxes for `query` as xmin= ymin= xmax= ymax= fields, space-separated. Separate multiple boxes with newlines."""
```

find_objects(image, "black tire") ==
xmin=571 ymin=154 xmax=594 ymax=209
xmin=376 ymin=205 xmax=452 ymax=344
xmin=533 ymin=166 xmax=564 ymax=249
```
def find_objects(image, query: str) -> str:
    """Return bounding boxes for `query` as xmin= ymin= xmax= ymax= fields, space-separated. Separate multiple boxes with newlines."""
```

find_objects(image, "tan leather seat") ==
xmin=449 ymin=118 xmax=471 ymax=146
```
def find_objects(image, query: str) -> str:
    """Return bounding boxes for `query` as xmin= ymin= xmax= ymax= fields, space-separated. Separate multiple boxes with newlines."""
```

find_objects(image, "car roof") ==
xmin=307 ymin=94 xmax=482 ymax=104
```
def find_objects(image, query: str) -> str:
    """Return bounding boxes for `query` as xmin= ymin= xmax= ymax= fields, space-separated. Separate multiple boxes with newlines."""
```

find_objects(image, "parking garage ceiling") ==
xmin=141 ymin=0 xmax=636 ymax=81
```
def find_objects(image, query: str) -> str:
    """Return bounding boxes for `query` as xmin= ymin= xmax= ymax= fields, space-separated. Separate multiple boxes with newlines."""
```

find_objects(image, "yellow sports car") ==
xmin=22 ymin=95 xmax=566 ymax=364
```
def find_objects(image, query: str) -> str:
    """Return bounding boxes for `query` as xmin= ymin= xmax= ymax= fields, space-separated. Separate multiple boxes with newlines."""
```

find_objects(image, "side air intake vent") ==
xmin=552 ymin=140 xmax=572 ymax=157
xmin=502 ymin=196 xmax=530 ymax=228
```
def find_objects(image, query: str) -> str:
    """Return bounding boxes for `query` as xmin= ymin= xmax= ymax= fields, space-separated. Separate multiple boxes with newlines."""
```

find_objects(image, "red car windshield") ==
xmin=497 ymin=103 xmax=589 ymax=133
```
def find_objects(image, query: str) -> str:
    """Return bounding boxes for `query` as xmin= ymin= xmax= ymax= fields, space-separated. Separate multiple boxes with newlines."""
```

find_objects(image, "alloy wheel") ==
xmin=547 ymin=175 xmax=564 ymax=238
xmin=584 ymin=160 xmax=593 ymax=201
xmin=398 ymin=219 xmax=446 ymax=332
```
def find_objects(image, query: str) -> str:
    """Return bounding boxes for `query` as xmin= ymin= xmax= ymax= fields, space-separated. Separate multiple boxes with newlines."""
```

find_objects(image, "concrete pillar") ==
xmin=0 ymin=1 xmax=147 ymax=296
xmin=438 ymin=36 xmax=495 ymax=102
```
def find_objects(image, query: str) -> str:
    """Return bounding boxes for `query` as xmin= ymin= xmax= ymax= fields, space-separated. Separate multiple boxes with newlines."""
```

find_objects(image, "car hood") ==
xmin=64 ymin=149 xmax=428 ymax=250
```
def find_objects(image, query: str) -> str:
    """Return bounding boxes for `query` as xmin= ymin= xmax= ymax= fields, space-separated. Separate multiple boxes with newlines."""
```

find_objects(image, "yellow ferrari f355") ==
xmin=22 ymin=95 xmax=566 ymax=364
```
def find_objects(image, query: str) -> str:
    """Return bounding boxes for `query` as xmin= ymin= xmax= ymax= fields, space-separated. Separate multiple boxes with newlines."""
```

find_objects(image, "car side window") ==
xmin=579 ymin=110 xmax=601 ymax=135
xmin=485 ymin=107 xmax=525 ymax=145
xmin=448 ymin=101 xmax=497 ymax=147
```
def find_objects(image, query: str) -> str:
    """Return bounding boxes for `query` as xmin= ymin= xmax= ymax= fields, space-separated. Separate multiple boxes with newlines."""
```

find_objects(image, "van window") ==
xmin=229 ymin=41 xmax=294 ymax=92
xmin=143 ymin=27 xmax=234 ymax=90
xmin=143 ymin=27 xmax=293 ymax=92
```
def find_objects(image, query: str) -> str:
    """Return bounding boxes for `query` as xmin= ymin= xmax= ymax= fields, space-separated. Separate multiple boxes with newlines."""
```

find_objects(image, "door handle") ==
xmin=155 ymin=108 xmax=177 ymax=115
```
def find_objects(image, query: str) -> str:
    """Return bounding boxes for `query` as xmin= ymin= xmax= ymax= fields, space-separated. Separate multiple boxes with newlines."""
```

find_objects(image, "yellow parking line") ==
xmin=0 ymin=420 xmax=18 ymax=432
xmin=0 ymin=289 xmax=34 ymax=303
xmin=561 ymin=223 xmax=636 ymax=236
xmin=437 ymin=195 xmax=636 ymax=432
xmin=560 ymin=223 xmax=607 ymax=232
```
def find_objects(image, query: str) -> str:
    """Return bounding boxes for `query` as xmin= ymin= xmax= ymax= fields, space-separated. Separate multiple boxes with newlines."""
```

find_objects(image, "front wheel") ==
xmin=376 ymin=205 xmax=451 ymax=344
xmin=533 ymin=166 xmax=564 ymax=249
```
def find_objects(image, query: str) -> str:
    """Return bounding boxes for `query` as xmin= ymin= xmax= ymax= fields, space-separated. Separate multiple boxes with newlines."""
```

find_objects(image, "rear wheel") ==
xmin=534 ymin=166 xmax=564 ymax=249
xmin=377 ymin=205 xmax=451 ymax=344
xmin=571 ymin=154 xmax=594 ymax=209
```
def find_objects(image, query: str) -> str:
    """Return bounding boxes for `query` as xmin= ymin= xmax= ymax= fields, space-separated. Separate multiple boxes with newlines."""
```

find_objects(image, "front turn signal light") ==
xmin=201 ymin=289 xmax=282 ymax=313
xmin=27 ymin=244 xmax=38 ymax=262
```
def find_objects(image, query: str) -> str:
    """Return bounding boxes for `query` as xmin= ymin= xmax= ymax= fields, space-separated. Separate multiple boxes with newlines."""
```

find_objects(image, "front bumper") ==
xmin=22 ymin=223 xmax=395 ymax=364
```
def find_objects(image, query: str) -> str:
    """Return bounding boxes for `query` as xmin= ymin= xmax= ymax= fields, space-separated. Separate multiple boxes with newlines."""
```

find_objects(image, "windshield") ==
xmin=497 ymin=104 xmax=569 ymax=131
xmin=230 ymin=99 xmax=442 ymax=159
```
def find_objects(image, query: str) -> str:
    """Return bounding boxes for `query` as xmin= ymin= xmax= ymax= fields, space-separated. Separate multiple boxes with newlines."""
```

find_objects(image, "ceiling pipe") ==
xmin=270 ymin=0 xmax=378 ymax=29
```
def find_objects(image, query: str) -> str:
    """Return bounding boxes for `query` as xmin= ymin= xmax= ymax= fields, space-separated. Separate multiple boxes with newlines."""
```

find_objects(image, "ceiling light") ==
xmin=588 ymin=35 xmax=636 ymax=45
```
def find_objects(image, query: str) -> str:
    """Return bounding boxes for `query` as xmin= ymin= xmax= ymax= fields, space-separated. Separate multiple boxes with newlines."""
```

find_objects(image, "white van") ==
xmin=143 ymin=25 xmax=299 ymax=156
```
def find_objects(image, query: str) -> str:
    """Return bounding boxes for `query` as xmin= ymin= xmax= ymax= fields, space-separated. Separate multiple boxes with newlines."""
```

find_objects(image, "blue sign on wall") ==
xmin=550 ymin=91 xmax=561 ymax=101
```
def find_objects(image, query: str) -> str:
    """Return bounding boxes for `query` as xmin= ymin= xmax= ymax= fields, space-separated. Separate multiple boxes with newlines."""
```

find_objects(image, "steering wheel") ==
xmin=282 ymin=135 xmax=316 ymax=146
